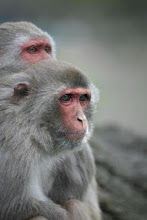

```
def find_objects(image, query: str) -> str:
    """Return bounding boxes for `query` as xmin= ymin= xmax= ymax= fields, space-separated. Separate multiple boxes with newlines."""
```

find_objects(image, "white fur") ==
xmin=13 ymin=34 xmax=30 ymax=46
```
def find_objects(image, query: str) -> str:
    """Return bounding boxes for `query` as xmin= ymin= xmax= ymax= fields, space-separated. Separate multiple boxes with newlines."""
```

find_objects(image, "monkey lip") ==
xmin=67 ymin=132 xmax=86 ymax=140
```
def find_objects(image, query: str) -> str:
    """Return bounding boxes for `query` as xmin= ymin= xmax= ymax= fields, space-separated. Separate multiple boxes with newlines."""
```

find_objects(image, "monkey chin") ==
xmin=54 ymin=129 xmax=90 ymax=152
xmin=65 ymin=130 xmax=90 ymax=150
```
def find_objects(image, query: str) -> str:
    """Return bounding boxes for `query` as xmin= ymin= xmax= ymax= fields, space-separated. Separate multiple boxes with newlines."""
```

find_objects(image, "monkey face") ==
xmin=0 ymin=21 xmax=56 ymax=71
xmin=0 ymin=60 xmax=99 ymax=154
xmin=57 ymin=88 xmax=91 ymax=140
xmin=21 ymin=38 xmax=53 ymax=64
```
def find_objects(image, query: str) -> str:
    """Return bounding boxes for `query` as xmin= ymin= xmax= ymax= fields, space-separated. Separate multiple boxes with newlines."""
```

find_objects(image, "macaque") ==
xmin=0 ymin=60 xmax=101 ymax=220
xmin=0 ymin=21 xmax=56 ymax=72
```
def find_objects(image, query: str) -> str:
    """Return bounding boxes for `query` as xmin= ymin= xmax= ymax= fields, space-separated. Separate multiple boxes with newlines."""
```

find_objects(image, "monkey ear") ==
xmin=12 ymin=83 xmax=30 ymax=104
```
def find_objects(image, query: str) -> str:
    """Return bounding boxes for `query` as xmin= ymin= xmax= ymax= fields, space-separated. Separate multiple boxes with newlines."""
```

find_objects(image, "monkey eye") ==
xmin=79 ymin=94 xmax=89 ymax=101
xmin=60 ymin=94 xmax=72 ymax=102
xmin=44 ymin=45 xmax=52 ymax=53
xmin=27 ymin=45 xmax=38 ymax=54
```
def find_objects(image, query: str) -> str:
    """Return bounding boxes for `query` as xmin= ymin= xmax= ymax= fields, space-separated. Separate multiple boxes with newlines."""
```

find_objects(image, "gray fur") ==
xmin=0 ymin=60 xmax=101 ymax=220
xmin=0 ymin=21 xmax=56 ymax=71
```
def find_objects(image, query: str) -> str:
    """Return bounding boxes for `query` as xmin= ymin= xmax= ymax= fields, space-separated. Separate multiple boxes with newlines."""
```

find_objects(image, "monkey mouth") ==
xmin=57 ymin=131 xmax=86 ymax=140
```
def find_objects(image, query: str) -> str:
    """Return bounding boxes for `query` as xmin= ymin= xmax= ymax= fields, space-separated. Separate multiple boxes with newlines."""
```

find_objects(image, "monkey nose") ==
xmin=77 ymin=115 xmax=85 ymax=122
xmin=77 ymin=115 xmax=87 ymax=130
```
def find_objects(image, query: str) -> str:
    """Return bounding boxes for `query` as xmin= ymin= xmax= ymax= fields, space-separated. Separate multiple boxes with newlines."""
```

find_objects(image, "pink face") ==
xmin=21 ymin=38 xmax=52 ymax=64
xmin=59 ymin=88 xmax=91 ymax=140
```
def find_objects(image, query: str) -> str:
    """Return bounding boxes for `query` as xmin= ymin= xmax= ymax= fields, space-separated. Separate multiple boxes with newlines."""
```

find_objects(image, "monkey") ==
xmin=0 ymin=21 xmax=56 ymax=72
xmin=0 ymin=60 xmax=101 ymax=220
xmin=0 ymin=21 xmax=101 ymax=220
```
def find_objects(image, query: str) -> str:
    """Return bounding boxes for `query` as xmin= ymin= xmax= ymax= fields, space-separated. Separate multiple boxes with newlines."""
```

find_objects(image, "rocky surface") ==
xmin=90 ymin=125 xmax=147 ymax=220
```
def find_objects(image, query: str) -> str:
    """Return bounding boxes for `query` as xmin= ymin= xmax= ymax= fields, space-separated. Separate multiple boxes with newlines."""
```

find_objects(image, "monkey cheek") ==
xmin=21 ymin=52 xmax=49 ymax=64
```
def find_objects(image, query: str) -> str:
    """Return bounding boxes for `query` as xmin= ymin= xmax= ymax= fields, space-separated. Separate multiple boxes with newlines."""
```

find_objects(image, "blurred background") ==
xmin=0 ymin=0 xmax=147 ymax=137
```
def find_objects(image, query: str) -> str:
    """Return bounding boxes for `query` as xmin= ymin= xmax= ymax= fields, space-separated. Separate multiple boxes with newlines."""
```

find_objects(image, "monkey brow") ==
xmin=21 ymin=38 xmax=51 ymax=49
xmin=27 ymin=43 xmax=44 ymax=48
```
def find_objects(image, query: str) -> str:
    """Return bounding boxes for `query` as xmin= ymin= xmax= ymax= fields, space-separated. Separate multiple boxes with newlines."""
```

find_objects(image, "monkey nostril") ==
xmin=77 ymin=116 xmax=83 ymax=122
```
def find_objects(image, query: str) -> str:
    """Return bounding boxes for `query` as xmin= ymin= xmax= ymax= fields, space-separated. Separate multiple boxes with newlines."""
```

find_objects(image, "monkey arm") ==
xmin=47 ymin=144 xmax=101 ymax=220
xmin=28 ymin=195 xmax=101 ymax=220
xmin=9 ymin=198 xmax=68 ymax=220
xmin=27 ymin=199 xmax=68 ymax=220
xmin=0 ymin=150 xmax=68 ymax=220
xmin=62 ymin=178 xmax=101 ymax=220
xmin=61 ymin=143 xmax=101 ymax=220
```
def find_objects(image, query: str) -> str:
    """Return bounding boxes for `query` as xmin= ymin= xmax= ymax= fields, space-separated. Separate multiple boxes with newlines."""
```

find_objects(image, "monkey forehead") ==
xmin=14 ymin=33 xmax=52 ymax=46
xmin=60 ymin=88 xmax=91 ymax=96
xmin=0 ymin=21 xmax=53 ymax=48
xmin=27 ymin=60 xmax=90 ymax=88
xmin=0 ymin=21 xmax=42 ymax=33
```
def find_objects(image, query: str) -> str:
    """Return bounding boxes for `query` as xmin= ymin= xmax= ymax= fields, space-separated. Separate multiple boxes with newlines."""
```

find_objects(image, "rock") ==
xmin=90 ymin=125 xmax=147 ymax=220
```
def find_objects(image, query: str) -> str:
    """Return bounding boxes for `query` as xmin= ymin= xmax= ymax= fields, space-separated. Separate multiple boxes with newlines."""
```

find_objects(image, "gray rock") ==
xmin=90 ymin=125 xmax=147 ymax=220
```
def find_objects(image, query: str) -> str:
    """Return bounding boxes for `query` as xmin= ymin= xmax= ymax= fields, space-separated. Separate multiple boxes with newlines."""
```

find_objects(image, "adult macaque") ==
xmin=0 ymin=60 xmax=101 ymax=220
xmin=0 ymin=21 xmax=56 ymax=71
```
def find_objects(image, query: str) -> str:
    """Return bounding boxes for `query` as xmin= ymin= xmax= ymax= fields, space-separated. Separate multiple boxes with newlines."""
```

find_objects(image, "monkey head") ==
xmin=0 ymin=60 xmax=99 ymax=154
xmin=0 ymin=21 xmax=56 ymax=70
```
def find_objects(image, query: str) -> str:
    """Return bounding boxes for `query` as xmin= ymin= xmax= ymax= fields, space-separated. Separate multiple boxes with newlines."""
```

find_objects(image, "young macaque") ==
xmin=0 ymin=21 xmax=56 ymax=72
xmin=0 ymin=60 xmax=101 ymax=220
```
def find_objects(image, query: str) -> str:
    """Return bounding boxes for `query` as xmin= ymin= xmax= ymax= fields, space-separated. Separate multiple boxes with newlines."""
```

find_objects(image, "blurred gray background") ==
xmin=0 ymin=0 xmax=147 ymax=137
